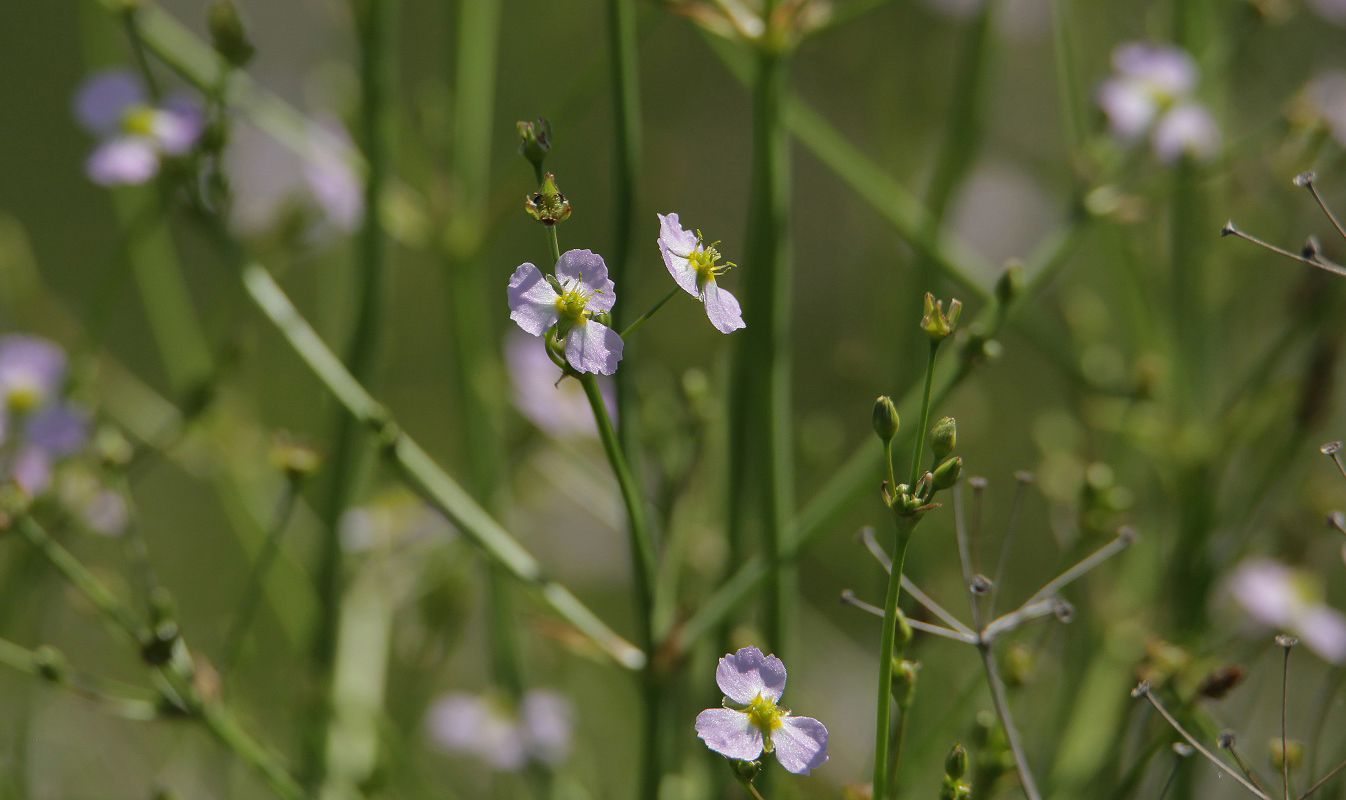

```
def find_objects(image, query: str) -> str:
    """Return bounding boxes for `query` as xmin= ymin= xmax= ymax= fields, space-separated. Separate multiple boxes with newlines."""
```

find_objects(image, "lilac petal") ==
xmin=657 ymin=214 xmax=701 ymax=297
xmin=152 ymin=102 xmax=204 ymax=155
xmin=507 ymin=263 xmax=560 ymax=336
xmin=700 ymin=282 xmax=745 ymax=333
xmin=772 ymin=716 xmax=829 ymax=775
xmin=1152 ymin=103 xmax=1219 ymax=164
xmin=716 ymin=646 xmax=787 ymax=704
xmin=564 ymin=320 xmax=623 ymax=376
xmin=1227 ymin=558 xmax=1297 ymax=627
xmin=521 ymin=689 xmax=574 ymax=766
xmin=1112 ymin=43 xmax=1196 ymax=95
xmin=87 ymin=137 xmax=159 ymax=186
xmin=11 ymin=447 xmax=53 ymax=495
xmin=303 ymin=132 xmax=364 ymax=232
xmin=74 ymin=70 xmax=145 ymax=134
xmin=555 ymin=250 xmax=615 ymax=313
xmin=1297 ymin=606 xmax=1346 ymax=665
xmin=504 ymin=330 xmax=601 ymax=437
xmin=695 ymin=708 xmax=763 ymax=761
xmin=0 ymin=335 xmax=67 ymax=406
xmin=1097 ymin=80 xmax=1157 ymax=141
xmin=25 ymin=404 xmax=89 ymax=456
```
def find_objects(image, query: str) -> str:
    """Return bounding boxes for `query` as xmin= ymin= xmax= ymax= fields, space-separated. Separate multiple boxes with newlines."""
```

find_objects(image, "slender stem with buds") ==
xmin=1134 ymin=684 xmax=1271 ymax=800
xmin=872 ymin=518 xmax=915 ymax=800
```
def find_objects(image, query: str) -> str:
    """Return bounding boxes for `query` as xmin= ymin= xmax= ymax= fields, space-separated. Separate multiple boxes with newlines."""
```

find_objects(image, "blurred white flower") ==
xmin=426 ymin=689 xmax=574 ymax=771
xmin=1305 ymin=71 xmax=1346 ymax=147
xmin=73 ymin=69 xmax=203 ymax=186
xmin=1226 ymin=558 xmax=1346 ymax=664
xmin=1097 ymin=42 xmax=1219 ymax=163
xmin=504 ymin=329 xmax=613 ymax=438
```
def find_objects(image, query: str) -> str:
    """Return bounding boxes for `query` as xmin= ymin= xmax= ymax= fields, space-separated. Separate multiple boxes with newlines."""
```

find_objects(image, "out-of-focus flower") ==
xmin=1226 ymin=558 xmax=1346 ymax=664
xmin=59 ymin=467 xmax=128 ymax=536
xmin=1304 ymin=71 xmax=1346 ymax=147
xmin=338 ymin=489 xmax=453 ymax=553
xmin=1097 ymin=43 xmax=1219 ymax=163
xmin=657 ymin=214 xmax=745 ymax=334
xmin=0 ymin=337 xmax=90 ymax=496
xmin=224 ymin=118 xmax=363 ymax=238
xmin=1307 ymin=0 xmax=1346 ymax=25
xmin=504 ymin=329 xmax=612 ymax=438
xmin=695 ymin=646 xmax=829 ymax=775
xmin=0 ymin=335 xmax=66 ymax=413
xmin=507 ymin=249 xmax=623 ymax=375
xmin=426 ymin=689 xmax=574 ymax=771
xmin=73 ymin=69 xmax=203 ymax=186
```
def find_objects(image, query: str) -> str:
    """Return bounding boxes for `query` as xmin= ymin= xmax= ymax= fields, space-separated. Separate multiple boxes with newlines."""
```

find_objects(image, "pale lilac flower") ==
xmin=427 ymin=689 xmax=574 ymax=771
xmin=1308 ymin=0 xmax=1346 ymax=25
xmin=1227 ymin=558 xmax=1346 ymax=664
xmin=504 ymin=329 xmax=612 ymax=438
xmin=224 ymin=118 xmax=363 ymax=238
xmin=1305 ymin=71 xmax=1346 ymax=147
xmin=73 ymin=69 xmax=203 ymax=186
xmin=695 ymin=646 xmax=828 ymax=775
xmin=1097 ymin=43 xmax=1218 ymax=162
xmin=657 ymin=214 xmax=745 ymax=334
xmin=10 ymin=404 xmax=90 ymax=495
xmin=507 ymin=249 xmax=623 ymax=375
xmin=0 ymin=335 xmax=67 ymax=413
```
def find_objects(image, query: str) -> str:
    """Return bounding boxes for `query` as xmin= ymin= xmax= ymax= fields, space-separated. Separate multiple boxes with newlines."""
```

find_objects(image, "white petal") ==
xmin=694 ymin=708 xmax=763 ymax=761
xmin=520 ymin=689 xmax=574 ymax=766
xmin=507 ymin=263 xmax=560 ymax=336
xmin=716 ymin=646 xmax=786 ymax=704
xmin=1097 ymin=80 xmax=1156 ymax=141
xmin=1152 ymin=103 xmax=1220 ymax=164
xmin=700 ymin=282 xmax=745 ymax=333
xmin=564 ymin=320 xmax=623 ymax=376
xmin=556 ymin=250 xmax=615 ymax=312
xmin=86 ymin=138 xmax=159 ymax=186
xmin=772 ymin=716 xmax=829 ymax=775
xmin=657 ymin=214 xmax=701 ymax=297
xmin=1297 ymin=606 xmax=1346 ymax=665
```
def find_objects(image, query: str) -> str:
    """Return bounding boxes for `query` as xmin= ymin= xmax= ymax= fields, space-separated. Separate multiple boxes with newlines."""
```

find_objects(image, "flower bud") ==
xmin=1270 ymin=738 xmax=1303 ymax=772
xmin=730 ymin=758 xmax=762 ymax=785
xmin=1000 ymin=643 xmax=1034 ymax=688
xmin=891 ymin=658 xmax=918 ymax=709
xmin=894 ymin=607 xmax=913 ymax=654
xmin=207 ymin=0 xmax=255 ymax=68
xmin=517 ymin=118 xmax=552 ymax=169
xmin=932 ymin=457 xmax=963 ymax=491
xmin=872 ymin=396 xmax=900 ymax=443
xmin=33 ymin=645 xmax=66 ymax=684
xmin=921 ymin=293 xmax=963 ymax=342
xmin=525 ymin=173 xmax=571 ymax=226
xmin=141 ymin=620 xmax=180 ymax=667
xmin=995 ymin=261 xmax=1024 ymax=308
xmin=931 ymin=417 xmax=957 ymax=460
xmin=945 ymin=742 xmax=968 ymax=780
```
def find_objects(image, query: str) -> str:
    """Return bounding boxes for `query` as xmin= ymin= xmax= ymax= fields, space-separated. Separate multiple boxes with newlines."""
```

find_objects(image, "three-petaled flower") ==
xmin=657 ymin=214 xmax=746 ymax=334
xmin=73 ymin=69 xmax=204 ymax=186
xmin=507 ymin=249 xmax=624 ymax=375
xmin=695 ymin=646 xmax=828 ymax=775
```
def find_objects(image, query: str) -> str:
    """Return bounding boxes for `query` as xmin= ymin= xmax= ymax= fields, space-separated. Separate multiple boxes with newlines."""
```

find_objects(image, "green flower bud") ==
xmin=932 ymin=457 xmax=963 ymax=491
xmin=525 ymin=172 xmax=571 ymax=226
xmin=1270 ymin=739 xmax=1304 ymax=772
xmin=940 ymin=780 xmax=971 ymax=800
xmin=921 ymin=293 xmax=963 ymax=342
xmin=1000 ymin=643 xmax=1034 ymax=688
xmin=894 ymin=607 xmax=914 ymax=654
xmin=873 ymin=395 xmax=900 ymax=443
xmin=517 ymin=118 xmax=552 ymax=169
xmin=33 ymin=645 xmax=66 ymax=684
xmin=931 ymin=416 xmax=957 ymax=460
xmin=891 ymin=658 xmax=918 ymax=710
xmin=945 ymin=742 xmax=968 ymax=780
xmin=730 ymin=758 xmax=762 ymax=786
xmin=207 ymin=0 xmax=255 ymax=68
xmin=995 ymin=261 xmax=1024 ymax=308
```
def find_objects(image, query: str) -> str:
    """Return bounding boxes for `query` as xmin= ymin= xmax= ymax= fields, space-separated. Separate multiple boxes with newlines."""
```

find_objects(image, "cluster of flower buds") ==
xmin=877 ymin=413 xmax=963 ymax=520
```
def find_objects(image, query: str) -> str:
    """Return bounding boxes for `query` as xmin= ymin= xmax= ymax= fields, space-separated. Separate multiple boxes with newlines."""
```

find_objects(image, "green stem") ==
xmin=883 ymin=440 xmax=896 ymax=494
xmin=240 ymin=263 xmax=645 ymax=670
xmin=872 ymin=520 xmax=914 ymax=800
xmin=221 ymin=475 xmax=302 ymax=673
xmin=15 ymin=516 xmax=144 ymax=645
xmin=620 ymin=286 xmax=680 ymax=339
xmin=546 ymin=225 xmax=561 ymax=266
xmin=306 ymin=0 xmax=395 ymax=786
xmin=201 ymin=704 xmax=308 ymax=800
xmin=908 ymin=341 xmax=940 ymax=486
xmin=886 ymin=709 xmax=909 ymax=800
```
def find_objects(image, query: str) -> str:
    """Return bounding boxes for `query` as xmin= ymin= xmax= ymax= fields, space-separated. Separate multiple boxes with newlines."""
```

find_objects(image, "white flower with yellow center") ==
xmin=507 ymin=249 xmax=624 ymax=375
xmin=657 ymin=213 xmax=746 ymax=334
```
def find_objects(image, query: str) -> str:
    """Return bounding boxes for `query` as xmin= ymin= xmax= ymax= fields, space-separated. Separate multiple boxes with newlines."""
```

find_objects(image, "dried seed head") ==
xmin=1294 ymin=171 xmax=1317 ymax=187
xmin=1275 ymin=634 xmax=1299 ymax=649
xmin=1218 ymin=730 xmax=1237 ymax=749
xmin=1321 ymin=441 xmax=1342 ymax=456
xmin=970 ymin=574 xmax=993 ymax=595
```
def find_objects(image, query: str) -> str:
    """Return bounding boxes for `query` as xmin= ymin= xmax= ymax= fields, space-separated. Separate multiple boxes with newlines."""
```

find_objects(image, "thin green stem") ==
xmin=546 ymin=225 xmax=561 ymax=266
xmin=240 ymin=262 xmax=644 ymax=670
xmin=908 ymin=341 xmax=940 ymax=486
xmin=886 ymin=709 xmax=909 ymax=800
xmin=620 ymin=285 xmax=680 ymax=339
xmin=15 ymin=516 xmax=144 ymax=645
xmin=201 ymin=704 xmax=307 ymax=800
xmin=221 ymin=475 xmax=302 ymax=673
xmin=873 ymin=520 xmax=915 ymax=800
xmin=883 ymin=440 xmax=896 ymax=494
xmin=306 ymin=0 xmax=395 ymax=786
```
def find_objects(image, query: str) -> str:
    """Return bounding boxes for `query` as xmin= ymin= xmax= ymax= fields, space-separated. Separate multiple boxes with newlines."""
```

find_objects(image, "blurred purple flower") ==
xmin=224 ymin=118 xmax=363 ymax=238
xmin=0 ymin=335 xmax=66 ymax=413
xmin=73 ymin=69 xmax=203 ymax=186
xmin=426 ymin=689 xmax=574 ymax=771
xmin=1227 ymin=558 xmax=1346 ymax=664
xmin=1097 ymin=43 xmax=1218 ymax=162
xmin=657 ymin=213 xmax=745 ymax=334
xmin=504 ymin=329 xmax=612 ymax=438
xmin=695 ymin=646 xmax=828 ymax=775
xmin=507 ymin=249 xmax=623 ymax=375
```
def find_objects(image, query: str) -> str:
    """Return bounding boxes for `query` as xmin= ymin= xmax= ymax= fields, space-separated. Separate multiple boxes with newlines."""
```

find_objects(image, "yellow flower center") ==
xmin=554 ymin=281 xmax=592 ymax=329
xmin=5 ymin=384 xmax=41 ymax=414
xmin=687 ymin=247 xmax=727 ymax=293
xmin=121 ymin=107 xmax=158 ymax=138
xmin=745 ymin=693 xmax=783 ymax=751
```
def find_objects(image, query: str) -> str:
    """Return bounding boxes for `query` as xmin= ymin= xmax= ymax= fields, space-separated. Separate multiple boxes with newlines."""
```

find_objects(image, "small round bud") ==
xmin=931 ymin=417 xmax=957 ymax=460
xmin=1217 ymin=730 xmax=1237 ymax=749
xmin=944 ymin=742 xmax=968 ymax=780
xmin=932 ymin=457 xmax=963 ymax=491
xmin=517 ymin=118 xmax=552 ymax=169
xmin=1220 ymin=220 xmax=1238 ymax=237
xmin=142 ymin=620 xmax=181 ymax=666
xmin=95 ymin=427 xmax=134 ymax=468
xmin=891 ymin=658 xmax=918 ymax=709
xmin=1116 ymin=526 xmax=1138 ymax=545
xmin=1270 ymin=738 xmax=1304 ymax=772
xmin=207 ymin=0 xmax=255 ymax=68
xmin=1294 ymin=171 xmax=1317 ymax=187
xmin=729 ymin=758 xmax=762 ymax=785
xmin=1276 ymin=634 xmax=1299 ymax=649
xmin=894 ymin=608 xmax=913 ymax=653
xmin=33 ymin=645 xmax=66 ymax=683
xmin=968 ymin=476 xmax=988 ymax=491
xmin=995 ymin=261 xmax=1024 ymax=308
xmin=872 ymin=396 xmax=900 ymax=443
xmin=1001 ymin=642 xmax=1034 ymax=688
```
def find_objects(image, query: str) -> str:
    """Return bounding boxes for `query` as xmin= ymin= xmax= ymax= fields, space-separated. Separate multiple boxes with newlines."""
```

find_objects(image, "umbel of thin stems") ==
xmin=1222 ymin=171 xmax=1346 ymax=279
xmin=843 ymin=471 xmax=1137 ymax=800
xmin=1132 ymin=635 xmax=1346 ymax=800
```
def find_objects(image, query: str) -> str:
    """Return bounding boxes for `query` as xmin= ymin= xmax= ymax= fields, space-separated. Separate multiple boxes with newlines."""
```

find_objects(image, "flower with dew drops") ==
xmin=657 ymin=213 xmax=746 ymax=334
xmin=695 ymin=646 xmax=828 ymax=775
xmin=73 ymin=69 xmax=203 ymax=186
xmin=507 ymin=249 xmax=623 ymax=375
